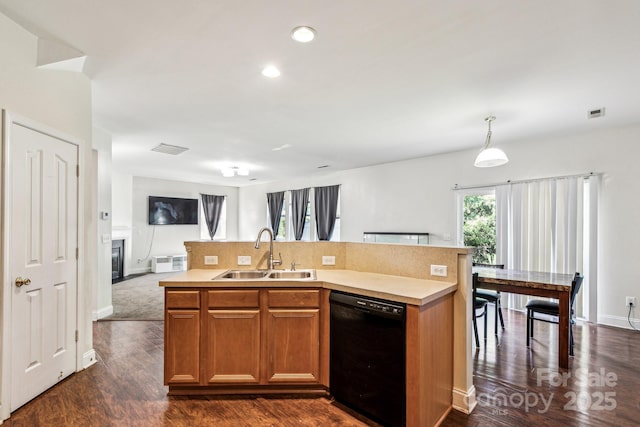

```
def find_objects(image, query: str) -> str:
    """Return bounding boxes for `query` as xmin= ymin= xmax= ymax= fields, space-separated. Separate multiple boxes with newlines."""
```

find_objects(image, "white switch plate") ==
xmin=204 ymin=256 xmax=219 ymax=265
xmin=237 ymin=255 xmax=251 ymax=266
xmin=101 ymin=233 xmax=111 ymax=244
xmin=430 ymin=264 xmax=447 ymax=277
xmin=322 ymin=256 xmax=336 ymax=266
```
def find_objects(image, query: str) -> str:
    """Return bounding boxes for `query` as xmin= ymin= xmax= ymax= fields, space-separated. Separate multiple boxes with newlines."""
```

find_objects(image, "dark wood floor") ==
xmin=6 ymin=321 xmax=376 ymax=427
xmin=443 ymin=308 xmax=640 ymax=427
xmin=5 ymin=309 xmax=640 ymax=426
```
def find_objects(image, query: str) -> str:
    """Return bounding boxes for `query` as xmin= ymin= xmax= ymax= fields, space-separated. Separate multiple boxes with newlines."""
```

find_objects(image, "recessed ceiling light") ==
xmin=262 ymin=65 xmax=280 ymax=78
xmin=291 ymin=26 xmax=316 ymax=43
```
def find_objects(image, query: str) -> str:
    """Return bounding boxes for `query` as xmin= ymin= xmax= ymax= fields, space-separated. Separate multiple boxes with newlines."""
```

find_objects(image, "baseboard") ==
xmin=128 ymin=267 xmax=152 ymax=275
xmin=82 ymin=349 xmax=97 ymax=369
xmin=597 ymin=314 xmax=640 ymax=330
xmin=94 ymin=305 xmax=113 ymax=320
xmin=452 ymin=385 xmax=476 ymax=414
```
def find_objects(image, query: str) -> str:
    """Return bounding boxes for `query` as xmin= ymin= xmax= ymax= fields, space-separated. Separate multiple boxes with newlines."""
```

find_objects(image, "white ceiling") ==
xmin=1 ymin=0 xmax=640 ymax=186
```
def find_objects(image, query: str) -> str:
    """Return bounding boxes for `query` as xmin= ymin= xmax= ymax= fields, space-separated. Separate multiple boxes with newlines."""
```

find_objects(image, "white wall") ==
xmin=129 ymin=176 xmax=239 ymax=274
xmin=93 ymin=128 xmax=113 ymax=319
xmin=0 ymin=10 xmax=93 ymax=420
xmin=239 ymin=123 xmax=640 ymax=329
xmin=112 ymin=172 xmax=133 ymax=228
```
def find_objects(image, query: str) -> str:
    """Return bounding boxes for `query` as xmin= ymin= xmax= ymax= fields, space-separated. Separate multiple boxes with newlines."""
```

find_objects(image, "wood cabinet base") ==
xmin=168 ymin=385 xmax=329 ymax=396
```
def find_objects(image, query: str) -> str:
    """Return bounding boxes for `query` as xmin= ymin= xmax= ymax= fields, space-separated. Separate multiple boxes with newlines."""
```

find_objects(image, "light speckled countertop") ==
xmin=159 ymin=269 xmax=457 ymax=306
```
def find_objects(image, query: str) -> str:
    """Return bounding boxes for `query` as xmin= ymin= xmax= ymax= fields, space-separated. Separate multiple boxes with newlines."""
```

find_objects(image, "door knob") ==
xmin=15 ymin=277 xmax=31 ymax=287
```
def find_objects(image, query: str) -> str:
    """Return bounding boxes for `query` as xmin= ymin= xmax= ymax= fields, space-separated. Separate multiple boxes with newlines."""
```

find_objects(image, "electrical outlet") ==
xmin=430 ymin=264 xmax=447 ymax=277
xmin=626 ymin=296 xmax=636 ymax=307
xmin=237 ymin=255 xmax=251 ymax=266
xmin=204 ymin=256 xmax=218 ymax=265
xmin=322 ymin=256 xmax=336 ymax=266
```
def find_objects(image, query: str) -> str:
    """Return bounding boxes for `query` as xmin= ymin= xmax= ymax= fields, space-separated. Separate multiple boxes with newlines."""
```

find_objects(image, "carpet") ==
xmin=102 ymin=272 xmax=175 ymax=321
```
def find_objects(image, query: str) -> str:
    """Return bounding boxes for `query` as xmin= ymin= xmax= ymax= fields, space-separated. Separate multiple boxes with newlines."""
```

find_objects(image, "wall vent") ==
xmin=588 ymin=108 xmax=605 ymax=119
xmin=151 ymin=143 xmax=189 ymax=155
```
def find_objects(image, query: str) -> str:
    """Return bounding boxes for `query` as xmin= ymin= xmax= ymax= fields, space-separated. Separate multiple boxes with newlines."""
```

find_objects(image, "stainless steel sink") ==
xmin=267 ymin=269 xmax=316 ymax=280
xmin=214 ymin=270 xmax=269 ymax=280
xmin=212 ymin=269 xmax=316 ymax=280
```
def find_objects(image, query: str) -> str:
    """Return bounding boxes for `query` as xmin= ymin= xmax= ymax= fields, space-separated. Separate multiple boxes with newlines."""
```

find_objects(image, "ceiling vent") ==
xmin=588 ymin=108 xmax=605 ymax=119
xmin=151 ymin=143 xmax=189 ymax=155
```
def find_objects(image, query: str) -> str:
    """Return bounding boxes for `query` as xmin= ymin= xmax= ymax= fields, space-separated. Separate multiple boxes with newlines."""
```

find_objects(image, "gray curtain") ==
xmin=314 ymin=185 xmax=340 ymax=241
xmin=266 ymin=191 xmax=285 ymax=237
xmin=200 ymin=194 xmax=225 ymax=239
xmin=291 ymin=188 xmax=310 ymax=240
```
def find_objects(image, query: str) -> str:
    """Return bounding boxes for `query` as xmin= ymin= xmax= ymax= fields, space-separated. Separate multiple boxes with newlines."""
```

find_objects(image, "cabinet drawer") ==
xmin=268 ymin=289 xmax=320 ymax=308
xmin=166 ymin=290 xmax=200 ymax=309
xmin=208 ymin=290 xmax=260 ymax=308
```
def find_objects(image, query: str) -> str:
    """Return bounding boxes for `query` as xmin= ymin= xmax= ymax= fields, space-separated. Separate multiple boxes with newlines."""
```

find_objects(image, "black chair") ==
xmin=526 ymin=272 xmax=584 ymax=356
xmin=472 ymin=263 xmax=505 ymax=336
xmin=472 ymin=272 xmax=488 ymax=347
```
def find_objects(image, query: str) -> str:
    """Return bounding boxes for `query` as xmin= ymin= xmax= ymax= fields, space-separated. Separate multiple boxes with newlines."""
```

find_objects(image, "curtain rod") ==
xmin=452 ymin=172 xmax=599 ymax=191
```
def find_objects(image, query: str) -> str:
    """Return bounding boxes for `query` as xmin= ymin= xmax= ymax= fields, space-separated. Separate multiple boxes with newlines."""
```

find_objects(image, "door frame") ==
xmin=0 ymin=111 xmax=86 ymax=421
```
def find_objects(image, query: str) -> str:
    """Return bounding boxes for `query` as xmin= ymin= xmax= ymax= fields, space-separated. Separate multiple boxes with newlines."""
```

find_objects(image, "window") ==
xmin=200 ymin=199 xmax=226 ymax=240
xmin=457 ymin=175 xmax=598 ymax=321
xmin=456 ymin=188 xmax=496 ymax=264
xmin=266 ymin=186 xmax=341 ymax=241
xmin=463 ymin=193 xmax=496 ymax=264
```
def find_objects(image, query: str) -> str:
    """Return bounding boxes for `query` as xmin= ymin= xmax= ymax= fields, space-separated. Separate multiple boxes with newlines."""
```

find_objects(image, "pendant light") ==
xmin=474 ymin=116 xmax=509 ymax=168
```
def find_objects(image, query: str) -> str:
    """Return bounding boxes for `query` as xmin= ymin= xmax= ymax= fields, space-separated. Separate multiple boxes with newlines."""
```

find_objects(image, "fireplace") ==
xmin=112 ymin=239 xmax=125 ymax=283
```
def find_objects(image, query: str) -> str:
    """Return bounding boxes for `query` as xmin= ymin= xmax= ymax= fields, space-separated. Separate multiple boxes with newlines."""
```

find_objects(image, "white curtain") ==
xmin=495 ymin=177 xmax=584 ymax=309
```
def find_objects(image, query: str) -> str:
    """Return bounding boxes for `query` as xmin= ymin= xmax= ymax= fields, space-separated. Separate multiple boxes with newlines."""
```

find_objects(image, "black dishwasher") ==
xmin=330 ymin=291 xmax=406 ymax=427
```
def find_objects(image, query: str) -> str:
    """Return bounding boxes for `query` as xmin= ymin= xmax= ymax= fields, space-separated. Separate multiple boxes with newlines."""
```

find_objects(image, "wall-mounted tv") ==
xmin=148 ymin=196 xmax=199 ymax=225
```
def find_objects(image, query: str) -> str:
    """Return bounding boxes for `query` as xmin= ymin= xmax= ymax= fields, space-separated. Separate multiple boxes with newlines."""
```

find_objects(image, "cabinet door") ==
xmin=165 ymin=309 xmax=200 ymax=384
xmin=266 ymin=309 xmax=320 ymax=383
xmin=204 ymin=309 xmax=261 ymax=384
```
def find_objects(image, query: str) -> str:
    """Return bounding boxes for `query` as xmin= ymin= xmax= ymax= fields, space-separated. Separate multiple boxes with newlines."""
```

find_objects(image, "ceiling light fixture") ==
xmin=272 ymin=143 xmax=292 ymax=151
xmin=221 ymin=166 xmax=249 ymax=177
xmin=261 ymin=65 xmax=280 ymax=78
xmin=474 ymin=116 xmax=509 ymax=168
xmin=291 ymin=26 xmax=316 ymax=43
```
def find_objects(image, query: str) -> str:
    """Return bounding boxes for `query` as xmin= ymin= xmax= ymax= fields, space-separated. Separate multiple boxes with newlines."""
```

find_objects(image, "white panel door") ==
xmin=9 ymin=122 xmax=78 ymax=411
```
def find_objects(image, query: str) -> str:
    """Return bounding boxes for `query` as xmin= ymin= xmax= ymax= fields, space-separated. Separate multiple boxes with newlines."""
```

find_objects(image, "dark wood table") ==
xmin=474 ymin=268 xmax=575 ymax=368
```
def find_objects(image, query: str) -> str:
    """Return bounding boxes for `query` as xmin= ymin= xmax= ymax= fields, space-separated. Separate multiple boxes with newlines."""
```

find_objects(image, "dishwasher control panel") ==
xmin=331 ymin=291 xmax=405 ymax=318
xmin=355 ymin=298 xmax=404 ymax=315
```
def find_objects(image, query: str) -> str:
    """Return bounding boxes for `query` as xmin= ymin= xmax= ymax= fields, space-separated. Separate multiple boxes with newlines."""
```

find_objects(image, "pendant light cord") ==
xmin=483 ymin=116 xmax=495 ymax=149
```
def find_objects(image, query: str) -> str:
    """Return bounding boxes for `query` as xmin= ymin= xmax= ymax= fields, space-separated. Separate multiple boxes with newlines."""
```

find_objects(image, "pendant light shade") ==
xmin=474 ymin=116 xmax=509 ymax=168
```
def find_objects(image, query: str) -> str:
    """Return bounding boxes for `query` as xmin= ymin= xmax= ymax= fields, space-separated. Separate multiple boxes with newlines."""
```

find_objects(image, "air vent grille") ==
xmin=151 ymin=143 xmax=189 ymax=155
xmin=588 ymin=108 xmax=605 ymax=119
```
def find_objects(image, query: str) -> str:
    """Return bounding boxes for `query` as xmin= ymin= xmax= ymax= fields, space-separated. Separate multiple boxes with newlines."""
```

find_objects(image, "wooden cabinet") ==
xmin=266 ymin=290 xmax=320 ymax=383
xmin=164 ymin=287 xmax=325 ymax=393
xmin=204 ymin=290 xmax=261 ymax=384
xmin=164 ymin=290 xmax=200 ymax=385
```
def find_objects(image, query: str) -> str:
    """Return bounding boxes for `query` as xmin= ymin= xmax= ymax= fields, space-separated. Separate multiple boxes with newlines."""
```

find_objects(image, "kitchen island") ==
xmin=160 ymin=240 xmax=475 ymax=426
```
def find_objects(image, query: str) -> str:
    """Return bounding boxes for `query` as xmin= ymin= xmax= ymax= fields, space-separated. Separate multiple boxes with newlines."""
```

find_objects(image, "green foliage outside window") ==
xmin=463 ymin=195 xmax=496 ymax=264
